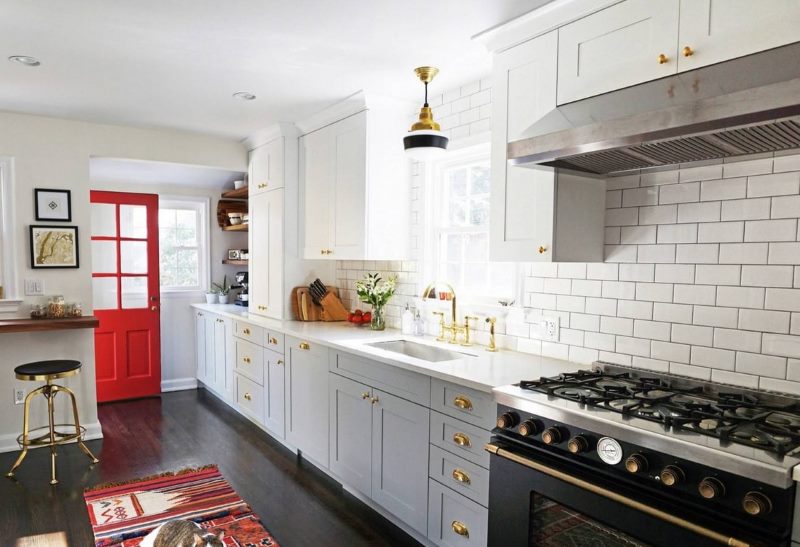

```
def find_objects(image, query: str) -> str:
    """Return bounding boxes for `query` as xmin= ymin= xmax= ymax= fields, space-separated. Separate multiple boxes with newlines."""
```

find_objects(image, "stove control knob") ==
xmin=541 ymin=427 xmax=563 ymax=445
xmin=624 ymin=454 xmax=649 ymax=474
xmin=698 ymin=477 xmax=725 ymax=500
xmin=659 ymin=465 xmax=685 ymax=487
xmin=567 ymin=435 xmax=589 ymax=454
xmin=496 ymin=412 xmax=520 ymax=429
xmin=742 ymin=492 xmax=772 ymax=516
xmin=518 ymin=420 xmax=540 ymax=437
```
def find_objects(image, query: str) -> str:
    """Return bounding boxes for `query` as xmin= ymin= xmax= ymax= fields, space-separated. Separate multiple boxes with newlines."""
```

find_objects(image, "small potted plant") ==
xmin=213 ymin=276 xmax=232 ymax=304
xmin=205 ymin=288 xmax=218 ymax=304
xmin=355 ymin=273 xmax=397 ymax=330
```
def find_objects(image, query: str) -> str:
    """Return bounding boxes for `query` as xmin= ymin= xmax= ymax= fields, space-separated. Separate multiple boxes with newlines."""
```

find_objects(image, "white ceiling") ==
xmin=0 ymin=1 xmax=550 ymax=141
xmin=89 ymin=157 xmax=245 ymax=189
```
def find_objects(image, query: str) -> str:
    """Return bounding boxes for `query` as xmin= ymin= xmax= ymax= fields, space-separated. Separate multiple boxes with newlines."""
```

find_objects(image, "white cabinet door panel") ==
xmin=329 ymin=373 xmax=372 ymax=496
xmin=300 ymin=129 xmax=333 ymax=259
xmin=678 ymin=0 xmax=800 ymax=72
xmin=264 ymin=348 xmax=285 ymax=438
xmin=557 ymin=0 xmax=679 ymax=104
xmin=249 ymin=189 xmax=284 ymax=319
xmin=286 ymin=337 xmax=329 ymax=467
xmin=331 ymin=112 xmax=367 ymax=259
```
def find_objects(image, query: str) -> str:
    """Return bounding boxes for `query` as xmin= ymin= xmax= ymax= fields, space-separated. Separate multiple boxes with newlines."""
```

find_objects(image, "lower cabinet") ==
xmin=264 ymin=349 xmax=285 ymax=437
xmin=428 ymin=479 xmax=488 ymax=547
xmin=329 ymin=372 xmax=430 ymax=535
xmin=195 ymin=310 xmax=232 ymax=401
xmin=286 ymin=336 xmax=330 ymax=467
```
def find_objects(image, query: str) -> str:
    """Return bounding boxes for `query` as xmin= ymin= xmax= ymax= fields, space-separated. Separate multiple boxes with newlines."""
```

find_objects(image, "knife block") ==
xmin=291 ymin=286 xmax=344 ymax=321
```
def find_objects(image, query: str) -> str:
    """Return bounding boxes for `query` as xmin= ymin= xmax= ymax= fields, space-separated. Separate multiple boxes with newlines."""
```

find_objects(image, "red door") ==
xmin=90 ymin=191 xmax=161 ymax=402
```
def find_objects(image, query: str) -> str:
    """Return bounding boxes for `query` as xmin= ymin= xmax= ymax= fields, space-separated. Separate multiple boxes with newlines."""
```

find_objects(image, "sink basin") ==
xmin=366 ymin=340 xmax=474 ymax=362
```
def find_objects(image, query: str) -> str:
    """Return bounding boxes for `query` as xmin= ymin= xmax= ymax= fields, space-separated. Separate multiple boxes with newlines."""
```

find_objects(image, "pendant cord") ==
xmin=424 ymin=82 xmax=429 ymax=107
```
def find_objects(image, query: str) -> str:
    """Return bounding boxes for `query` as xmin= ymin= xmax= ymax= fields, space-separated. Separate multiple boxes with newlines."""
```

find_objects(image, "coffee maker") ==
xmin=235 ymin=271 xmax=249 ymax=307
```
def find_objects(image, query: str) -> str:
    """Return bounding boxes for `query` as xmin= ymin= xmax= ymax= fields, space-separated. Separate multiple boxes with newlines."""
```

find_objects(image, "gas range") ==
xmin=487 ymin=362 xmax=800 ymax=547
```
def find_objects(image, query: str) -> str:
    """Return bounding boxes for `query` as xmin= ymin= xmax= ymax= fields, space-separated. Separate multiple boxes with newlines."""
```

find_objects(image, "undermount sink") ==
xmin=366 ymin=340 xmax=474 ymax=362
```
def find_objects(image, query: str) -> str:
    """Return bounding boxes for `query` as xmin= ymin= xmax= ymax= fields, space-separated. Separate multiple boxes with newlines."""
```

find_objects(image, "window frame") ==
xmin=158 ymin=196 xmax=210 ymax=295
xmin=0 ymin=157 xmax=21 ymax=311
xmin=422 ymin=143 xmax=522 ymax=307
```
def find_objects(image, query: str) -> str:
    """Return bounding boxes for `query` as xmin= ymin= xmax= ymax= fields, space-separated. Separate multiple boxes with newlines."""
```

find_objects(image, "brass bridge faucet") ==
xmin=422 ymin=282 xmax=477 ymax=346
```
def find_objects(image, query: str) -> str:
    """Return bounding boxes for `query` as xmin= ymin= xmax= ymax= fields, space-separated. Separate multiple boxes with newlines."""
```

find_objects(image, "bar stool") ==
xmin=6 ymin=360 xmax=99 ymax=484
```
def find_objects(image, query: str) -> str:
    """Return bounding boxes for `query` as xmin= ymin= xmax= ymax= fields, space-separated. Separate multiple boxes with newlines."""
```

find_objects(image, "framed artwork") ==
xmin=35 ymin=189 xmax=72 ymax=222
xmin=30 ymin=225 xmax=80 ymax=268
xmin=228 ymin=249 xmax=241 ymax=260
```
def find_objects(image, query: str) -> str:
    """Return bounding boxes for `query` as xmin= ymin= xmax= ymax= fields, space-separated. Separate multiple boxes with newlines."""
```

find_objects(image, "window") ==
xmin=158 ymin=198 xmax=209 ymax=292
xmin=426 ymin=144 xmax=517 ymax=302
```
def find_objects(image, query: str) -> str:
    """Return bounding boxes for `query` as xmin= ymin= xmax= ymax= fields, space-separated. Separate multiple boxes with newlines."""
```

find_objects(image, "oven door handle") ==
xmin=485 ymin=443 xmax=751 ymax=547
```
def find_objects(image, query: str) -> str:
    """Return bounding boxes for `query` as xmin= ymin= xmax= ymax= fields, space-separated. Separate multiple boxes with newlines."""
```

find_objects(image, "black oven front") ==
xmin=487 ymin=440 xmax=792 ymax=547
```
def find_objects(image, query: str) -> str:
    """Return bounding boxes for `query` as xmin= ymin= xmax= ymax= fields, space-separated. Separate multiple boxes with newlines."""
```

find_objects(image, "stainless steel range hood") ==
xmin=508 ymin=42 xmax=800 ymax=175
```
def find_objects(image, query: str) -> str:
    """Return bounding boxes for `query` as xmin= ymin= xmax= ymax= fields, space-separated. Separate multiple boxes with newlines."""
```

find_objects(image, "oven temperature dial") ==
xmin=596 ymin=437 xmax=623 ymax=465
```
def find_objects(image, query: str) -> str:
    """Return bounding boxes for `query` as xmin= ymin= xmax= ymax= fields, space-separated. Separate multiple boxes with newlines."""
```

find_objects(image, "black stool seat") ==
xmin=15 ymin=360 xmax=81 ymax=380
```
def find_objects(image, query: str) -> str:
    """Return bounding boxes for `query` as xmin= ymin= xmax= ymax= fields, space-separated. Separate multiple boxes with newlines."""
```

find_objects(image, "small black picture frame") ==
xmin=30 ymin=225 xmax=80 ymax=269
xmin=35 ymin=188 xmax=72 ymax=222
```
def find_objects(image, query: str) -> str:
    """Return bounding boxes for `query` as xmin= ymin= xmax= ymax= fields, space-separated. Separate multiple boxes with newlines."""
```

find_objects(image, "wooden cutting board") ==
xmin=291 ymin=286 xmax=341 ymax=321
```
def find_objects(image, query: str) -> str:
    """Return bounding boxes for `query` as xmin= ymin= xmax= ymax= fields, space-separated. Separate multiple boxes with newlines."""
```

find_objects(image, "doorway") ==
xmin=90 ymin=191 xmax=161 ymax=402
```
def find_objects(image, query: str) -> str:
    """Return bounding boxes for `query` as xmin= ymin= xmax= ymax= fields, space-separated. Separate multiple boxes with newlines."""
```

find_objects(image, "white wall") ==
xmin=336 ymin=78 xmax=800 ymax=396
xmin=0 ymin=110 xmax=246 ymax=451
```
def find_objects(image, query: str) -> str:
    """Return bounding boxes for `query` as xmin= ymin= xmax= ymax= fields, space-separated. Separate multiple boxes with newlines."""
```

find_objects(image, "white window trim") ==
xmin=422 ymin=143 xmax=523 ymax=307
xmin=158 ymin=196 xmax=210 ymax=297
xmin=0 ymin=157 xmax=21 ymax=312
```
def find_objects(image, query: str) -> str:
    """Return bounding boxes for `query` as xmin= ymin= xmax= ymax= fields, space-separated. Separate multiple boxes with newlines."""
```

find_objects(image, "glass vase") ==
xmin=371 ymin=304 xmax=386 ymax=331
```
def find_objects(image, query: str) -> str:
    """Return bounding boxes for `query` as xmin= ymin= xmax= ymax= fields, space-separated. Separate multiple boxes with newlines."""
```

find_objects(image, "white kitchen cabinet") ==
xmin=248 ymin=137 xmax=284 ymax=195
xmin=557 ymin=0 xmax=680 ymax=104
xmin=286 ymin=336 xmax=330 ymax=467
xmin=329 ymin=373 xmax=373 ymax=496
xmin=195 ymin=310 xmax=208 ymax=384
xmin=489 ymin=30 xmax=605 ymax=263
xmin=300 ymin=93 xmax=411 ymax=260
xmin=678 ymin=0 xmax=800 ymax=72
xmin=264 ymin=348 xmax=285 ymax=438
xmin=195 ymin=310 xmax=232 ymax=401
xmin=249 ymin=188 xmax=283 ymax=319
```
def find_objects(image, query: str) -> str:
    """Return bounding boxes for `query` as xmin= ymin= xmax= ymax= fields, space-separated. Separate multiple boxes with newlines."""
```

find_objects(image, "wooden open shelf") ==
xmin=0 ymin=316 xmax=99 ymax=334
xmin=223 ymin=259 xmax=249 ymax=266
xmin=222 ymin=224 xmax=248 ymax=232
xmin=221 ymin=187 xmax=249 ymax=200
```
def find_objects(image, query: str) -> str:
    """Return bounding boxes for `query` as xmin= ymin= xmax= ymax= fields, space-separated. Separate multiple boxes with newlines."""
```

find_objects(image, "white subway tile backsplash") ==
xmin=605 ymin=227 xmax=621 ymax=244
xmin=571 ymin=279 xmax=602 ymax=297
xmin=676 ymin=244 xmax=718 ymax=264
xmin=632 ymin=356 xmax=670 ymax=372
xmin=620 ymin=226 xmax=657 ymax=244
xmin=636 ymin=282 xmax=674 ymax=302
xmin=619 ymin=264 xmax=655 ymax=282
xmin=570 ymin=313 xmax=600 ymax=332
xmin=584 ymin=331 xmax=615 ymax=351
xmin=672 ymin=324 xmax=714 ymax=346
xmin=569 ymin=346 xmax=599 ymax=365
xmin=758 ymin=377 xmax=800 ymax=396
xmin=719 ymin=243 xmax=769 ymax=264
xmin=765 ymin=289 xmax=800 ymax=312
xmin=637 ymin=244 xmax=676 ymax=263
xmin=746 ymin=172 xmax=800 ymax=197
xmin=746 ymin=219 xmax=797 ymax=242
xmin=658 ymin=223 xmax=698 ymax=243
xmin=558 ymin=263 xmax=587 ymax=279
xmin=723 ymin=159 xmax=773 ymax=178
xmin=599 ymin=351 xmax=633 ymax=366
xmin=771 ymin=195 xmax=800 ymax=219
xmin=769 ymin=242 xmax=800 ymax=265
xmin=640 ymin=205 xmax=677 ymax=225
xmin=543 ymin=278 xmax=571 ymax=295
xmin=652 ymin=340 xmax=690 ymax=363
xmin=633 ymin=320 xmax=671 ymax=341
xmin=692 ymin=346 xmax=735 ymax=370
xmin=694 ymin=265 xmax=740 ymax=286
xmin=623 ymin=187 xmax=658 ymax=207
xmin=678 ymin=202 xmax=720 ymax=223
xmin=586 ymin=297 xmax=618 ymax=316
xmin=741 ymin=265 xmax=794 ymax=287
xmin=773 ymin=152 xmax=800 ymax=173
xmin=693 ymin=305 xmax=739 ymax=328
xmin=616 ymin=336 xmax=650 ymax=357
xmin=738 ymin=309 xmax=790 ymax=334
xmin=641 ymin=169 xmax=679 ymax=187
xmin=713 ymin=328 xmax=761 ymax=353
xmin=530 ymin=263 xmax=559 ymax=277
xmin=587 ymin=263 xmax=619 ymax=281
xmin=600 ymin=316 xmax=634 ymax=336
xmin=762 ymin=333 xmax=800 ymax=359
xmin=618 ymin=300 xmax=654 ymax=320
xmin=721 ymin=198 xmax=771 ymax=221
xmin=716 ymin=286 xmax=765 ymax=309
xmin=541 ymin=341 xmax=569 ymax=360
xmin=660 ymin=182 xmax=700 ymax=204
xmin=674 ymin=284 xmax=715 ymax=305
xmin=602 ymin=281 xmax=636 ymax=300
xmin=679 ymin=163 xmax=722 ymax=183
xmin=605 ymin=208 xmax=638 ymax=226
xmin=604 ymin=245 xmax=638 ymax=263
xmin=669 ymin=362 xmax=712 ymax=380
xmin=556 ymin=295 xmax=585 ymax=313
xmin=788 ymin=358 xmax=800 ymax=381
xmin=606 ymin=174 xmax=640 ymax=190
xmin=653 ymin=302 xmax=692 ymax=324
xmin=655 ymin=264 xmax=695 ymax=284
xmin=697 ymin=221 xmax=744 ymax=243
xmin=701 ymin=177 xmax=746 ymax=201
xmin=735 ymin=352 xmax=786 ymax=379
xmin=712 ymin=369 xmax=758 ymax=388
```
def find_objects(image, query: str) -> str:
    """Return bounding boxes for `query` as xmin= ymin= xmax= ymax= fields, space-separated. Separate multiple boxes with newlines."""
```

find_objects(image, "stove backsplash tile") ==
xmin=334 ymin=78 xmax=800 ymax=396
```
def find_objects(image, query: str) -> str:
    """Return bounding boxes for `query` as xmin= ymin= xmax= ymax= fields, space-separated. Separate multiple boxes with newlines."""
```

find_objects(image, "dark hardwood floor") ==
xmin=0 ymin=389 xmax=423 ymax=546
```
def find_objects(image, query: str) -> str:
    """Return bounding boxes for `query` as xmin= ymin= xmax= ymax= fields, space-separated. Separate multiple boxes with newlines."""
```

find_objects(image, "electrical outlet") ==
xmin=24 ymin=279 xmax=44 ymax=296
xmin=543 ymin=316 xmax=560 ymax=341
xmin=13 ymin=388 xmax=25 ymax=405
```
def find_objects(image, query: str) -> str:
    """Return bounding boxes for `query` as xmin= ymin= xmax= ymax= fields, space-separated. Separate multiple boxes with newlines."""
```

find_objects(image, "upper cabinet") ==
xmin=490 ymin=31 xmax=605 ymax=263
xmin=249 ymin=137 xmax=285 ymax=195
xmin=299 ymin=92 xmax=411 ymax=261
xmin=677 ymin=0 xmax=800 ymax=72
xmin=249 ymin=188 xmax=283 ymax=319
xmin=557 ymin=0 xmax=679 ymax=104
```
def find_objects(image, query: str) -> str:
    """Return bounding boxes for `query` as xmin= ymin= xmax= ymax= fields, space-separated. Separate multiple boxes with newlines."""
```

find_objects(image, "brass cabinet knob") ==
xmin=276 ymin=359 xmax=284 ymax=365
xmin=244 ymin=392 xmax=252 ymax=401
xmin=625 ymin=453 xmax=648 ymax=474
xmin=243 ymin=328 xmax=251 ymax=335
xmin=258 ymin=183 xmax=268 ymax=189
xmin=541 ymin=427 xmax=562 ymax=445
xmin=682 ymin=45 xmax=694 ymax=57
xmin=567 ymin=435 xmax=589 ymax=454
xmin=742 ymin=491 xmax=772 ymax=516
xmin=243 ymin=357 xmax=251 ymax=364
xmin=658 ymin=53 xmax=669 ymax=64
xmin=320 ymin=249 xmax=325 ymax=255
xmin=698 ymin=477 xmax=725 ymax=500
xmin=659 ymin=465 xmax=684 ymax=487
xmin=538 ymin=245 xmax=547 ymax=254
xmin=269 ymin=337 xmax=278 ymax=345
xmin=257 ymin=305 xmax=267 ymax=311
xmin=518 ymin=420 xmax=539 ymax=437
xmin=361 ymin=392 xmax=371 ymax=400
xmin=452 ymin=432 xmax=471 ymax=447
xmin=452 ymin=469 xmax=471 ymax=484
xmin=299 ymin=342 xmax=311 ymax=350
xmin=370 ymin=396 xmax=379 ymax=405
xmin=453 ymin=396 xmax=473 ymax=411
xmin=451 ymin=521 xmax=469 ymax=538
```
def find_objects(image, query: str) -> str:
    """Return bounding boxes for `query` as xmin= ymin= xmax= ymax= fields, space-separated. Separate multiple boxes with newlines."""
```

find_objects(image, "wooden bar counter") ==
xmin=0 ymin=316 xmax=99 ymax=334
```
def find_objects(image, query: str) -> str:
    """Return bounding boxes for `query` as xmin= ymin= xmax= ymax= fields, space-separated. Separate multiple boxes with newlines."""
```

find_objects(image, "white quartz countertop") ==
xmin=192 ymin=303 xmax=583 ymax=392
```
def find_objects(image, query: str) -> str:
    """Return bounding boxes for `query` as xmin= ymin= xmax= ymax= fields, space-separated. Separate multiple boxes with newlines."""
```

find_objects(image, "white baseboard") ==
xmin=161 ymin=377 xmax=198 ymax=392
xmin=0 ymin=421 xmax=103 ymax=454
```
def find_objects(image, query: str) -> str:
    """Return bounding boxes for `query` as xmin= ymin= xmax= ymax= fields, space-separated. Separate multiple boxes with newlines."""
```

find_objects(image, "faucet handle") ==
xmin=486 ymin=316 xmax=497 ymax=326
xmin=464 ymin=315 xmax=479 ymax=326
xmin=432 ymin=311 xmax=445 ymax=321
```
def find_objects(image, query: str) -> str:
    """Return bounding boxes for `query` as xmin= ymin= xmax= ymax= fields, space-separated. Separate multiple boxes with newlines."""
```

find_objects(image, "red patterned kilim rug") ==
xmin=83 ymin=465 xmax=280 ymax=546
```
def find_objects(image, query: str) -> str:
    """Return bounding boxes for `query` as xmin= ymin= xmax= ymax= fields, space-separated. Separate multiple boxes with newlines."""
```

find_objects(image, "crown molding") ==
xmin=242 ymin=122 xmax=300 ymax=151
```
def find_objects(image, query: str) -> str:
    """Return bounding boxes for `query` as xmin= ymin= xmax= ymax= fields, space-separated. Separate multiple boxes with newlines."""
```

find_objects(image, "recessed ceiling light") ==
xmin=8 ymin=55 xmax=41 ymax=67
xmin=233 ymin=91 xmax=256 ymax=101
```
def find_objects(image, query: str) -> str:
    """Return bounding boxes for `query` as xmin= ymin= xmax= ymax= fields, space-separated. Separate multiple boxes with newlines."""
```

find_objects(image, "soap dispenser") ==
xmin=401 ymin=303 xmax=414 ymax=335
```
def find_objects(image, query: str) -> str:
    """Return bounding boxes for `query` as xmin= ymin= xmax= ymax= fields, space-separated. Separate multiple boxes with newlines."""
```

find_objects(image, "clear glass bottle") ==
xmin=48 ymin=295 xmax=66 ymax=318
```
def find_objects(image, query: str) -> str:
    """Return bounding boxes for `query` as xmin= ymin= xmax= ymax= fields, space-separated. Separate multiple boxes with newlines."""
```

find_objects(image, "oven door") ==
xmin=487 ymin=441 xmax=782 ymax=547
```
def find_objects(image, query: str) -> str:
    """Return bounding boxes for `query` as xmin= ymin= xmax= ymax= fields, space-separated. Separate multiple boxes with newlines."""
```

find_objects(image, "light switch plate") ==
xmin=14 ymin=388 xmax=25 ymax=405
xmin=24 ymin=279 xmax=44 ymax=296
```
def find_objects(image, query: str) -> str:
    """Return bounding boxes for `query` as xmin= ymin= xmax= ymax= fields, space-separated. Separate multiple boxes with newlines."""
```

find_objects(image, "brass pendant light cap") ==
xmin=411 ymin=106 xmax=441 ymax=131
xmin=414 ymin=66 xmax=439 ymax=83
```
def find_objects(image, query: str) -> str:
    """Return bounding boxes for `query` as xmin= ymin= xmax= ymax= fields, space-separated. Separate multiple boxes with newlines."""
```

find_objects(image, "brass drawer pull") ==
xmin=258 ymin=183 xmax=268 ymax=189
xmin=451 ymin=521 xmax=469 ymax=538
xmin=371 ymin=396 xmax=379 ymax=405
xmin=243 ymin=357 xmax=251 ymax=364
xmin=452 ymin=468 xmax=471 ymax=484
xmin=258 ymin=305 xmax=267 ymax=311
xmin=243 ymin=392 xmax=252 ymax=401
xmin=658 ymin=53 xmax=669 ymax=64
xmin=299 ymin=342 xmax=311 ymax=350
xmin=276 ymin=359 xmax=284 ymax=365
xmin=243 ymin=328 xmax=251 ymax=335
xmin=361 ymin=392 xmax=371 ymax=400
xmin=682 ymin=45 xmax=694 ymax=57
xmin=269 ymin=336 xmax=278 ymax=345
xmin=453 ymin=396 xmax=473 ymax=411
xmin=453 ymin=432 xmax=472 ymax=447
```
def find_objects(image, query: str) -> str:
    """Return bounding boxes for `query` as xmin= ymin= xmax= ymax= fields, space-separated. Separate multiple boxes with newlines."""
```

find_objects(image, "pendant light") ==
xmin=404 ymin=66 xmax=449 ymax=161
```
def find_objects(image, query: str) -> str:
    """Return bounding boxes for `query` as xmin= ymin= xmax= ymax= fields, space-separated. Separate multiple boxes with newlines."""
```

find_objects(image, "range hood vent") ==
xmin=508 ymin=43 xmax=800 ymax=175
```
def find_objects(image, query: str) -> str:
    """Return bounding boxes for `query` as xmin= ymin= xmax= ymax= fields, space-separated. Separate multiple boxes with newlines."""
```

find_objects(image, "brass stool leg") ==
xmin=57 ymin=385 xmax=99 ymax=464
xmin=46 ymin=384 xmax=58 ymax=485
xmin=6 ymin=386 xmax=46 ymax=478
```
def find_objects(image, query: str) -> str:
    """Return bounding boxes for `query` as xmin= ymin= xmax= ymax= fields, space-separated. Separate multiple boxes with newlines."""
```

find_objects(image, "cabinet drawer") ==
xmin=429 ymin=445 xmax=489 ymax=507
xmin=265 ymin=331 xmax=285 ymax=354
xmin=235 ymin=339 xmax=264 ymax=385
xmin=431 ymin=379 xmax=496 ymax=429
xmin=332 ymin=352 xmax=430 ymax=406
xmin=430 ymin=411 xmax=491 ymax=469
xmin=428 ymin=479 xmax=488 ymax=547
xmin=235 ymin=373 xmax=264 ymax=423
xmin=235 ymin=321 xmax=264 ymax=346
